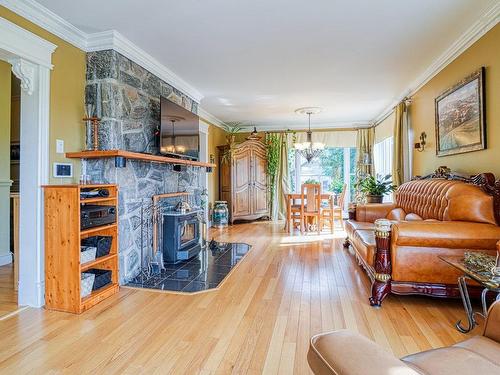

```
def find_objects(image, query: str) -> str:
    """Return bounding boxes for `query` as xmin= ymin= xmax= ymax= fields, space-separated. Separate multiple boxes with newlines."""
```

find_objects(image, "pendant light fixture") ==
xmin=293 ymin=107 xmax=324 ymax=162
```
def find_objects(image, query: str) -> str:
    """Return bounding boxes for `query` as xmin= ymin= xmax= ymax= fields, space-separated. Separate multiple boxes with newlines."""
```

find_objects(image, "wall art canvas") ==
xmin=434 ymin=67 xmax=486 ymax=157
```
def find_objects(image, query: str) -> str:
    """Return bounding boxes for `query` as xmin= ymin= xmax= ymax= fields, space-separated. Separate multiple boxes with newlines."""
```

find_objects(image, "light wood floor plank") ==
xmin=0 ymin=222 xmax=475 ymax=374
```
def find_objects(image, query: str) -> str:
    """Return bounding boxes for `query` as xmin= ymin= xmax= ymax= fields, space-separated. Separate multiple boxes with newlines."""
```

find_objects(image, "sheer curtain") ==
xmin=356 ymin=127 xmax=375 ymax=176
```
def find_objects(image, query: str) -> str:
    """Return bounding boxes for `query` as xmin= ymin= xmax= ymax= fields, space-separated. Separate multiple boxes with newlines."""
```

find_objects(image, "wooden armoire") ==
xmin=218 ymin=138 xmax=269 ymax=224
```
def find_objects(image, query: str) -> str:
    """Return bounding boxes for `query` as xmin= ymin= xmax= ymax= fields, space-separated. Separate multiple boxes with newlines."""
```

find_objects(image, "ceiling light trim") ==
xmin=240 ymin=121 xmax=372 ymax=132
xmin=373 ymin=1 xmax=500 ymax=125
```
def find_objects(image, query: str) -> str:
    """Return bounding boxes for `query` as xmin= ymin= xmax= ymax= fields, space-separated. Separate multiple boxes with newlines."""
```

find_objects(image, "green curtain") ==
xmin=392 ymin=102 xmax=407 ymax=186
xmin=356 ymin=127 xmax=375 ymax=176
xmin=267 ymin=133 xmax=290 ymax=221
xmin=276 ymin=133 xmax=290 ymax=220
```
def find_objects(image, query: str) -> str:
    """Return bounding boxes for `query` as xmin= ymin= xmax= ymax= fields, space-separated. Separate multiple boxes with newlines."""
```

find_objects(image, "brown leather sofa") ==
xmin=307 ymin=300 xmax=500 ymax=375
xmin=345 ymin=172 xmax=500 ymax=306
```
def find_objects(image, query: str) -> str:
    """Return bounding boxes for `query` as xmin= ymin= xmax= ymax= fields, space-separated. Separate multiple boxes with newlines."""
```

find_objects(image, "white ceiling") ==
xmin=32 ymin=0 xmax=499 ymax=129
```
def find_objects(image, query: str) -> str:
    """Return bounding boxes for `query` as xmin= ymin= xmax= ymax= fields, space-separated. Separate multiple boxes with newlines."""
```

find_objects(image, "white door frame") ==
xmin=0 ymin=16 xmax=56 ymax=307
xmin=198 ymin=120 xmax=210 ymax=226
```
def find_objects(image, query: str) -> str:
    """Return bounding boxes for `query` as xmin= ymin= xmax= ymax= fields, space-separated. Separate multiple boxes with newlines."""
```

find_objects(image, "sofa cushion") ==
xmin=355 ymin=203 xmax=396 ymax=223
xmin=345 ymin=220 xmax=375 ymax=237
xmin=387 ymin=208 xmax=406 ymax=221
xmin=455 ymin=336 xmax=500 ymax=366
xmin=405 ymin=213 xmax=423 ymax=221
xmin=351 ymin=230 xmax=376 ymax=266
xmin=402 ymin=346 xmax=500 ymax=375
xmin=308 ymin=330 xmax=418 ymax=375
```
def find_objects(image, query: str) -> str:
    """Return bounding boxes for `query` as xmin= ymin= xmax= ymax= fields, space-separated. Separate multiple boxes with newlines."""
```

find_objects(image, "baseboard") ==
xmin=0 ymin=253 xmax=13 ymax=266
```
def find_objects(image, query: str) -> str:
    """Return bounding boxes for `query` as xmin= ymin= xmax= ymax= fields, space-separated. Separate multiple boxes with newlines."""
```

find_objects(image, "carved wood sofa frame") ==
xmin=346 ymin=168 xmax=500 ymax=307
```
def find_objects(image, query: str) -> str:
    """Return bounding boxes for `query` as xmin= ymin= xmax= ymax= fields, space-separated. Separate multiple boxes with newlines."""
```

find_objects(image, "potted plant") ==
xmin=303 ymin=178 xmax=320 ymax=185
xmin=222 ymin=122 xmax=244 ymax=145
xmin=357 ymin=174 xmax=396 ymax=203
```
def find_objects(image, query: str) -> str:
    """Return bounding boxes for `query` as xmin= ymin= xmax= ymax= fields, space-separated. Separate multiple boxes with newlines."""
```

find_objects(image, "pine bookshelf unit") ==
xmin=44 ymin=184 xmax=119 ymax=314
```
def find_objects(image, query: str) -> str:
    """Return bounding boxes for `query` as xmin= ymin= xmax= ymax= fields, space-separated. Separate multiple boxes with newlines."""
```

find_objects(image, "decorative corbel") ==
xmin=9 ymin=58 xmax=36 ymax=95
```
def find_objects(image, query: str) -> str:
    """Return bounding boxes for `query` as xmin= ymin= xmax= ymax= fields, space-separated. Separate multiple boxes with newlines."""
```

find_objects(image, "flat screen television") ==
xmin=159 ymin=97 xmax=200 ymax=160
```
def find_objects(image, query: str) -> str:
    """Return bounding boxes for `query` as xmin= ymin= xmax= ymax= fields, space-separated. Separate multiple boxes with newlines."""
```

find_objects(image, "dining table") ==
xmin=284 ymin=192 xmax=335 ymax=231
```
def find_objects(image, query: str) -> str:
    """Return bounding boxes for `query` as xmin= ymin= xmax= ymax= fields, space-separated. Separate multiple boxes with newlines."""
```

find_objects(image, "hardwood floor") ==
xmin=0 ymin=263 xmax=18 ymax=317
xmin=0 ymin=222 xmax=480 ymax=374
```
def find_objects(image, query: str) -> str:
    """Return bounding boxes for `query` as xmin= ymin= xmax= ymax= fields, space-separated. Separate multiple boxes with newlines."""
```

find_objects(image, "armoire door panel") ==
xmin=232 ymin=152 xmax=251 ymax=217
xmin=251 ymin=150 xmax=268 ymax=215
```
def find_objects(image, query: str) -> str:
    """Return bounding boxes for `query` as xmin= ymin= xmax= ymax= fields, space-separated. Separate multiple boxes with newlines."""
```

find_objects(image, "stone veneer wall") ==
xmin=84 ymin=50 xmax=203 ymax=283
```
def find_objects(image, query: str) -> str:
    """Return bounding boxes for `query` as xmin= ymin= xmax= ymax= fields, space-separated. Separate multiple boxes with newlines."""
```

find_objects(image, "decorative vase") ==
xmin=366 ymin=194 xmax=383 ymax=204
xmin=213 ymin=201 xmax=229 ymax=228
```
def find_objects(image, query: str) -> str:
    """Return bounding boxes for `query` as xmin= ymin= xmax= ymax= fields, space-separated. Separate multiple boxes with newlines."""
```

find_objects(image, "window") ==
xmin=288 ymin=147 xmax=356 ymax=211
xmin=373 ymin=136 xmax=393 ymax=202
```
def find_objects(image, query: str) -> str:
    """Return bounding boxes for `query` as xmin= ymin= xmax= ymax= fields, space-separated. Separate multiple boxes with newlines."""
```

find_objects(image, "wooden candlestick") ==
xmin=82 ymin=116 xmax=101 ymax=151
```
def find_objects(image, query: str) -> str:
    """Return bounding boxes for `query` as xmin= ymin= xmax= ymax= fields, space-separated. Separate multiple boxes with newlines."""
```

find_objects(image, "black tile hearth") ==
xmin=125 ymin=241 xmax=251 ymax=293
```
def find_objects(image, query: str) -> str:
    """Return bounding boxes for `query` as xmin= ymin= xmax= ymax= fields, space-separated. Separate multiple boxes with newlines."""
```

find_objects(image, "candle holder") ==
xmin=83 ymin=104 xmax=101 ymax=151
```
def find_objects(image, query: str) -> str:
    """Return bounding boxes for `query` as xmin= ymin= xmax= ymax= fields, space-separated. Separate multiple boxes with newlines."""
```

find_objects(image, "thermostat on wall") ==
xmin=53 ymin=163 xmax=73 ymax=178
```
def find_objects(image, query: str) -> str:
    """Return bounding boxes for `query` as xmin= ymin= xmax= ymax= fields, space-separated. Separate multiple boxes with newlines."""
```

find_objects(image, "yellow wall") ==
xmin=411 ymin=23 xmax=500 ymax=177
xmin=374 ymin=111 xmax=395 ymax=143
xmin=0 ymin=6 xmax=86 ymax=183
xmin=0 ymin=61 xmax=11 ymax=257
xmin=206 ymin=121 xmax=227 ymax=205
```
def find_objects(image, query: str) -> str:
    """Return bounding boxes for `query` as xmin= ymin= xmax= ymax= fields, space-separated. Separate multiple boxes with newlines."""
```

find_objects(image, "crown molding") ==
xmin=0 ymin=0 xmax=88 ymax=50
xmin=86 ymin=30 xmax=203 ymax=102
xmin=373 ymin=1 xmax=500 ymax=124
xmin=1 ymin=0 xmax=203 ymax=102
xmin=198 ymin=107 xmax=226 ymax=129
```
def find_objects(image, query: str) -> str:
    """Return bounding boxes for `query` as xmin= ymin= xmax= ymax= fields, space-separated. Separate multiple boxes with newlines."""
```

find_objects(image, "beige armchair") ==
xmin=308 ymin=300 xmax=500 ymax=374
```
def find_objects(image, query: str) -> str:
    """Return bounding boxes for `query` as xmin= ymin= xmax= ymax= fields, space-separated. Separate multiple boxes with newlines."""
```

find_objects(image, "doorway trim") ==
xmin=0 ymin=16 xmax=56 ymax=307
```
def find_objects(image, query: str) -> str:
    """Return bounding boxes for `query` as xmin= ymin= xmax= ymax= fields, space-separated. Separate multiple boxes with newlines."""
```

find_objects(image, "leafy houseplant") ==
xmin=357 ymin=174 xmax=396 ymax=203
xmin=266 ymin=133 xmax=281 ymax=215
xmin=220 ymin=122 xmax=244 ymax=164
xmin=303 ymin=178 xmax=320 ymax=185
xmin=328 ymin=178 xmax=344 ymax=194
xmin=222 ymin=122 xmax=244 ymax=145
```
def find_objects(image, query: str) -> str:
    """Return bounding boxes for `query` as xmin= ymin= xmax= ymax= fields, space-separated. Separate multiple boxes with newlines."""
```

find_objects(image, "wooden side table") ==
xmin=440 ymin=255 xmax=500 ymax=333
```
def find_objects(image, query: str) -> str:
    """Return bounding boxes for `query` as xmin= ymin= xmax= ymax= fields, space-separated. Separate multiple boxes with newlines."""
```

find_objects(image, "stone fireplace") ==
xmin=83 ymin=49 xmax=205 ymax=283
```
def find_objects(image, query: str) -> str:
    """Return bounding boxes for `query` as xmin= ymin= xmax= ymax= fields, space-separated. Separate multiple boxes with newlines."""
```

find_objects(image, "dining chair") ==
xmin=287 ymin=195 xmax=303 ymax=232
xmin=320 ymin=194 xmax=335 ymax=233
xmin=334 ymin=184 xmax=347 ymax=229
xmin=301 ymin=183 xmax=322 ymax=233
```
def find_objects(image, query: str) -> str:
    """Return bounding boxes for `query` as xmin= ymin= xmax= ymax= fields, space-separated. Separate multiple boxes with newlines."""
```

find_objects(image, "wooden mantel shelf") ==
xmin=66 ymin=150 xmax=216 ymax=168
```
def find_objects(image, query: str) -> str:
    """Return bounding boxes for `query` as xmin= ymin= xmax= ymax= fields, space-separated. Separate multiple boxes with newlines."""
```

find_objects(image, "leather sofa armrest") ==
xmin=484 ymin=300 xmax=500 ymax=342
xmin=391 ymin=221 xmax=500 ymax=249
xmin=307 ymin=330 xmax=419 ymax=375
xmin=354 ymin=203 xmax=396 ymax=223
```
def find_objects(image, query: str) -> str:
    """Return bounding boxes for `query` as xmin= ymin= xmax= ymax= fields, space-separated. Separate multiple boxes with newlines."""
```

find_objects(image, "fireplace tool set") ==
xmin=138 ymin=195 xmax=207 ymax=281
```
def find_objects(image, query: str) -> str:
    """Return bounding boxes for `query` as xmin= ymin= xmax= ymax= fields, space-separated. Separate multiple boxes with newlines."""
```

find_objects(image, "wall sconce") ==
xmin=414 ymin=132 xmax=427 ymax=152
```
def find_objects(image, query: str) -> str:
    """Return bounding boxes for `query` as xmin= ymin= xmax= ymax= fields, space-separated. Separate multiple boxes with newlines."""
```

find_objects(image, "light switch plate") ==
xmin=56 ymin=139 xmax=64 ymax=154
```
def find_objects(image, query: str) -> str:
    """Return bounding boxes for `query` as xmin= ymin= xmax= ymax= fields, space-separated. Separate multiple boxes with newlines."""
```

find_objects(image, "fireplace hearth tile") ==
xmin=124 ymin=241 xmax=251 ymax=293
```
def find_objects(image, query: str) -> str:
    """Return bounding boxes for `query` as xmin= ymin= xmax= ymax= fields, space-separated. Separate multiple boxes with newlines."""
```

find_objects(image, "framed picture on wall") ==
xmin=434 ymin=67 xmax=486 ymax=157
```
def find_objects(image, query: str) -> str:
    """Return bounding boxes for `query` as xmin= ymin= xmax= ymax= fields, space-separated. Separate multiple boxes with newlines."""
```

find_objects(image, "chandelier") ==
xmin=161 ymin=116 xmax=186 ymax=154
xmin=293 ymin=107 xmax=324 ymax=162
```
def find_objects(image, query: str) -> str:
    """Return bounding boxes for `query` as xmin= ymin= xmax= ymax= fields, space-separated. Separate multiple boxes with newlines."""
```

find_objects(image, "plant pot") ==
xmin=366 ymin=194 xmax=383 ymax=204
